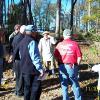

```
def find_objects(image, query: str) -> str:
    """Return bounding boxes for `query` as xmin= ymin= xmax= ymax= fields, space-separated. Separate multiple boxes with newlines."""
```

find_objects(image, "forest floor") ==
xmin=0 ymin=43 xmax=100 ymax=100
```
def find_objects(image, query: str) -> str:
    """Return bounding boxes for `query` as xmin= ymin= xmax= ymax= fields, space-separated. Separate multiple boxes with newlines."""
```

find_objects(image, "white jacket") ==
xmin=92 ymin=64 xmax=100 ymax=91
xmin=38 ymin=36 xmax=56 ymax=61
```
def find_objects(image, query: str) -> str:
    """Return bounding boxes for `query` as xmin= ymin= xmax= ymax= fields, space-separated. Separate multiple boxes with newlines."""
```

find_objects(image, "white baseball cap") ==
xmin=20 ymin=25 xmax=26 ymax=33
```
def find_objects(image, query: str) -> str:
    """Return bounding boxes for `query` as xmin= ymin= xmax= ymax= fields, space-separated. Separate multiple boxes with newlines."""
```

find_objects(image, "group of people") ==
xmin=5 ymin=24 xmax=82 ymax=100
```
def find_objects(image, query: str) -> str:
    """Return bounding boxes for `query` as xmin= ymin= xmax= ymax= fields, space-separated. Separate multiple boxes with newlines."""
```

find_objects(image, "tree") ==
xmin=55 ymin=0 xmax=61 ymax=38
xmin=81 ymin=0 xmax=100 ymax=33
xmin=70 ymin=0 xmax=77 ymax=33
xmin=25 ymin=0 xmax=33 ymax=24
xmin=0 ymin=0 xmax=3 ymax=26
xmin=32 ymin=0 xmax=56 ymax=31
xmin=74 ymin=1 xmax=81 ymax=32
xmin=20 ymin=0 xmax=33 ymax=24
xmin=4 ymin=0 xmax=6 ymax=25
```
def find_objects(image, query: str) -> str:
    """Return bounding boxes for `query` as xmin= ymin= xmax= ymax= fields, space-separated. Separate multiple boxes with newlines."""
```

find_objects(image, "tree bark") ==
xmin=4 ymin=0 xmax=6 ymax=25
xmin=22 ymin=0 xmax=28 ymax=24
xmin=70 ymin=0 xmax=77 ymax=33
xmin=27 ymin=0 xmax=33 ymax=24
xmin=0 ymin=0 xmax=3 ymax=26
xmin=55 ymin=0 xmax=61 ymax=38
xmin=88 ymin=1 xmax=91 ymax=32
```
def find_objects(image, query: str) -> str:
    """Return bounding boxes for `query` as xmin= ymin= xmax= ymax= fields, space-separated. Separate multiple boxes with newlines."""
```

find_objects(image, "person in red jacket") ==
xmin=54 ymin=29 xmax=82 ymax=100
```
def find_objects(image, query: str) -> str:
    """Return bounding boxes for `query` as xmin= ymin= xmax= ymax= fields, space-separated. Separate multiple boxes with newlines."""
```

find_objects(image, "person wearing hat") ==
xmin=54 ymin=29 xmax=82 ymax=100
xmin=8 ymin=25 xmax=26 ymax=96
xmin=38 ymin=31 xmax=57 ymax=76
xmin=13 ymin=25 xmax=44 ymax=100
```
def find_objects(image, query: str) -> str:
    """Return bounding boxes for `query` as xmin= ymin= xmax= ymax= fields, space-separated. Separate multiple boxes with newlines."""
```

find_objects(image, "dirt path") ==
xmin=0 ymin=67 xmax=99 ymax=100
xmin=0 ymin=43 xmax=100 ymax=100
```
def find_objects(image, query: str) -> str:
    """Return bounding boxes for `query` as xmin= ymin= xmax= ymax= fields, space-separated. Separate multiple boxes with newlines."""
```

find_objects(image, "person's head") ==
xmin=63 ymin=29 xmax=71 ymax=39
xmin=42 ymin=31 xmax=50 ymax=40
xmin=20 ymin=25 xmax=26 ymax=34
xmin=25 ymin=25 xmax=37 ymax=38
xmin=14 ymin=24 xmax=20 ymax=33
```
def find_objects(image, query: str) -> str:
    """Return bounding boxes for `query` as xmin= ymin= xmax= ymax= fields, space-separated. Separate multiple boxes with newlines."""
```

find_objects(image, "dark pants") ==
xmin=22 ymin=73 xmax=42 ymax=100
xmin=0 ymin=58 xmax=3 ymax=85
xmin=14 ymin=60 xmax=24 ymax=95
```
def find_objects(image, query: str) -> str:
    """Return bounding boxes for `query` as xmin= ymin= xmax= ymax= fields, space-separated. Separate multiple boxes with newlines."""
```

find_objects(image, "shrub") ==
xmin=72 ymin=32 xmax=100 ymax=42
xmin=85 ymin=32 xmax=100 ymax=42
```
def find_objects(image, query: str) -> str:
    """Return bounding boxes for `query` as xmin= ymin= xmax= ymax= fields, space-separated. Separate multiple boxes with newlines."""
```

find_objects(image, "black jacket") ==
xmin=14 ymin=35 xmax=40 ymax=75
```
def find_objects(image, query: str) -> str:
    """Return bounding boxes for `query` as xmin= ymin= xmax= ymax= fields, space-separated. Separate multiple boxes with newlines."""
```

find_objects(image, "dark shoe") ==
xmin=45 ymin=70 xmax=52 ymax=76
xmin=14 ymin=91 xmax=24 ymax=97
xmin=17 ymin=93 xmax=24 ymax=97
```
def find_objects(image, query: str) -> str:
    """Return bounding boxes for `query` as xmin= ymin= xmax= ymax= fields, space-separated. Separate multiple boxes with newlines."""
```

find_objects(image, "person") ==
xmin=0 ymin=40 xmax=4 ymax=90
xmin=13 ymin=25 xmax=44 ymax=100
xmin=92 ymin=64 xmax=100 ymax=97
xmin=9 ymin=24 xmax=21 ymax=44
xmin=54 ymin=29 xmax=82 ymax=100
xmin=9 ymin=25 xmax=26 ymax=96
xmin=38 ymin=31 xmax=57 ymax=75
xmin=8 ymin=24 xmax=21 ymax=79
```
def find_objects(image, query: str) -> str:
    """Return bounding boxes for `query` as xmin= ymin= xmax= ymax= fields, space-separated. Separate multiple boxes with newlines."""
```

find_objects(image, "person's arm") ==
xmin=38 ymin=39 xmax=42 ymax=56
xmin=49 ymin=35 xmax=57 ymax=44
xmin=77 ymin=57 xmax=81 ymax=65
xmin=28 ymin=41 xmax=44 ymax=75
xmin=76 ymin=43 xmax=82 ymax=65
xmin=54 ymin=44 xmax=62 ymax=64
xmin=9 ymin=32 xmax=16 ymax=42
xmin=8 ymin=44 xmax=20 ymax=63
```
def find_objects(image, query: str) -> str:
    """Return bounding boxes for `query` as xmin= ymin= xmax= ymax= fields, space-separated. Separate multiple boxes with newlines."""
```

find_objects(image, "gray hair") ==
xmin=63 ymin=29 xmax=71 ymax=38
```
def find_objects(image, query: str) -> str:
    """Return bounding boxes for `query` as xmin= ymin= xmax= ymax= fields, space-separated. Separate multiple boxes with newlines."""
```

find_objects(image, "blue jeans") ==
xmin=59 ymin=64 xmax=82 ymax=100
xmin=0 ymin=58 xmax=3 ymax=85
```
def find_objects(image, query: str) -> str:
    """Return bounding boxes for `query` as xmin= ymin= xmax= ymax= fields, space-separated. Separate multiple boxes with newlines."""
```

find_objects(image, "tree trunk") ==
xmin=4 ymin=0 xmax=6 ymax=25
xmin=88 ymin=1 xmax=91 ymax=32
xmin=27 ymin=0 xmax=33 ymax=24
xmin=22 ymin=0 xmax=28 ymax=24
xmin=55 ymin=0 xmax=61 ymax=38
xmin=0 ymin=0 xmax=3 ymax=26
xmin=96 ymin=0 xmax=100 ymax=33
xmin=70 ymin=0 xmax=77 ymax=33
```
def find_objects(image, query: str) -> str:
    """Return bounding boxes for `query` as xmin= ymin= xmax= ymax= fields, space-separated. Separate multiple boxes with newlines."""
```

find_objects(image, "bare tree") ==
xmin=70 ymin=0 xmax=77 ymax=33
xmin=21 ymin=0 xmax=28 ymax=24
xmin=4 ymin=0 xmax=6 ymax=25
xmin=0 ymin=0 xmax=3 ymax=26
xmin=55 ymin=0 xmax=61 ymax=38
xmin=27 ymin=0 xmax=33 ymax=24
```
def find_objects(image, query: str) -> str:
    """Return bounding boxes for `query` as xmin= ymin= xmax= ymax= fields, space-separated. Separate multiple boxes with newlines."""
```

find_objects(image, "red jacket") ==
xmin=54 ymin=39 xmax=82 ymax=64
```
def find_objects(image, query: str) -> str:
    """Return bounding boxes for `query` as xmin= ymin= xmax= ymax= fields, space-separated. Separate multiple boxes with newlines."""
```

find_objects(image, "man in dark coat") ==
xmin=14 ymin=25 xmax=44 ymax=100
xmin=11 ymin=25 xmax=26 ymax=96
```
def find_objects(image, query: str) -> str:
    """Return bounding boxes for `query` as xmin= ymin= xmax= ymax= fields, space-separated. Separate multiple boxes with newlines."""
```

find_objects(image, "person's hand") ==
xmin=8 ymin=55 xmax=13 ymax=63
xmin=39 ymin=69 xmax=44 ymax=77
xmin=48 ymin=35 xmax=52 ymax=38
xmin=38 ymin=69 xmax=48 ymax=81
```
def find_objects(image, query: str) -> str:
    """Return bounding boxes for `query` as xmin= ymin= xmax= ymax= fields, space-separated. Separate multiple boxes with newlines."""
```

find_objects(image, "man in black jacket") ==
xmin=14 ymin=25 xmax=44 ymax=100
xmin=11 ymin=25 xmax=26 ymax=96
